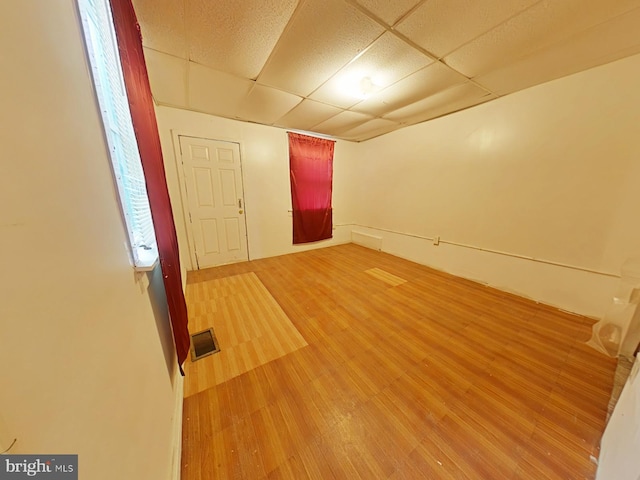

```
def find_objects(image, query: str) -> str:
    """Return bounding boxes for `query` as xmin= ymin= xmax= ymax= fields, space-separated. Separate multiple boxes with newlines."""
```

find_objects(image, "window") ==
xmin=78 ymin=0 xmax=158 ymax=269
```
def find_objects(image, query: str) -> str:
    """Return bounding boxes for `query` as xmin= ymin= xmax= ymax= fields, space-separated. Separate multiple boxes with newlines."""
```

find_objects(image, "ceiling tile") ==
xmin=238 ymin=85 xmax=302 ymax=125
xmin=257 ymin=0 xmax=385 ymax=96
xmin=355 ymin=0 xmax=422 ymax=25
xmin=384 ymin=82 xmax=494 ymax=124
xmin=186 ymin=0 xmax=298 ymax=79
xmin=474 ymin=9 xmax=640 ymax=95
xmin=395 ymin=0 xmax=538 ymax=58
xmin=339 ymin=118 xmax=401 ymax=141
xmin=311 ymin=110 xmax=373 ymax=136
xmin=351 ymin=61 xmax=468 ymax=116
xmin=309 ymin=32 xmax=433 ymax=109
xmin=445 ymin=0 xmax=640 ymax=77
xmin=188 ymin=62 xmax=255 ymax=118
xmin=133 ymin=0 xmax=187 ymax=58
xmin=274 ymin=99 xmax=342 ymax=130
xmin=144 ymin=48 xmax=188 ymax=108
xmin=134 ymin=0 xmax=640 ymax=140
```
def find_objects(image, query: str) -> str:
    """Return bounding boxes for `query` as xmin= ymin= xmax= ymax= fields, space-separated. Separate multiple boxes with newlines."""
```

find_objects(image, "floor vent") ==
xmin=190 ymin=328 xmax=220 ymax=361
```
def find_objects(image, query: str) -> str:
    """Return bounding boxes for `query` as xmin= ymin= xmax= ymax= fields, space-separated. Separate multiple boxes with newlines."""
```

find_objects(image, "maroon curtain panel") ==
xmin=109 ymin=0 xmax=190 ymax=374
xmin=288 ymin=132 xmax=335 ymax=244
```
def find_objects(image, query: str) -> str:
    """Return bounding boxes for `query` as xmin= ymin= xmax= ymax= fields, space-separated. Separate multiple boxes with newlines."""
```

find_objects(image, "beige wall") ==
xmin=5 ymin=1 xmax=636 ymax=478
xmin=0 ymin=2 xmax=180 ymax=479
xmin=354 ymin=53 xmax=640 ymax=318
xmin=155 ymin=106 xmax=358 ymax=269
xmin=597 ymin=356 xmax=640 ymax=480
xmin=153 ymin=54 xmax=640 ymax=318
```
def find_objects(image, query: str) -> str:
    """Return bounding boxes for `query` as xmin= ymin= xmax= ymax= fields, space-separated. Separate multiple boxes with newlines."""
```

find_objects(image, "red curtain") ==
xmin=288 ymin=132 xmax=335 ymax=244
xmin=109 ymin=0 xmax=190 ymax=374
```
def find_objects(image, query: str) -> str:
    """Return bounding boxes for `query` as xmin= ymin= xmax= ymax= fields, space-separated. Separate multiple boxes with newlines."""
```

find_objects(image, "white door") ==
xmin=179 ymin=136 xmax=248 ymax=268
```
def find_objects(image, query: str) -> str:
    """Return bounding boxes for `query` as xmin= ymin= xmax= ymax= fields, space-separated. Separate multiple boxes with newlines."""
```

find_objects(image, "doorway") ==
xmin=178 ymin=135 xmax=248 ymax=269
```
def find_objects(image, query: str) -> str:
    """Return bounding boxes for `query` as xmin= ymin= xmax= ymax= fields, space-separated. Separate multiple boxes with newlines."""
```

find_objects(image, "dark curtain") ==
xmin=109 ymin=0 xmax=190 ymax=374
xmin=288 ymin=132 xmax=335 ymax=244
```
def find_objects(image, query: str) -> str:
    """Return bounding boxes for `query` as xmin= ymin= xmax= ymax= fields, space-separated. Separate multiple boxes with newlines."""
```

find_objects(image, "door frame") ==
xmin=170 ymin=130 xmax=249 ymax=270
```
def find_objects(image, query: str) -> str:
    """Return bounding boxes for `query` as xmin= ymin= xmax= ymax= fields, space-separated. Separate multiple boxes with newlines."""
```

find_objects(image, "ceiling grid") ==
xmin=133 ymin=0 xmax=640 ymax=141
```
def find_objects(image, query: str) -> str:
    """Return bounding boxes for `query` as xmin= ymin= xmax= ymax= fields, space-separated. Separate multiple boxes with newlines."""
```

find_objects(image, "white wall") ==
xmin=155 ymin=106 xmax=358 ymax=269
xmin=354 ymin=54 xmax=640 ymax=318
xmin=597 ymin=356 xmax=640 ymax=480
xmin=154 ymin=54 xmax=640 ymax=318
xmin=0 ymin=2 xmax=180 ymax=479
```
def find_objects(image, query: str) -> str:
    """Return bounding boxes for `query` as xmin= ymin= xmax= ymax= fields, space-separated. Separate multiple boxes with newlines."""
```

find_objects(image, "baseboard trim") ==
xmin=351 ymin=230 xmax=382 ymax=251
xmin=170 ymin=370 xmax=184 ymax=480
xmin=349 ymin=225 xmax=619 ymax=319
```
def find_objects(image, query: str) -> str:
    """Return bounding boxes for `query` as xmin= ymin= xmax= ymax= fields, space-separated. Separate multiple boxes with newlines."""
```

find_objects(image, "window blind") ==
xmin=79 ymin=0 xmax=158 ymax=268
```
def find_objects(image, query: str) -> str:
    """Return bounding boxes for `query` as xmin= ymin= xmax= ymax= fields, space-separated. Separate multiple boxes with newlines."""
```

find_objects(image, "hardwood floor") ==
xmin=181 ymin=244 xmax=616 ymax=479
xmin=183 ymin=272 xmax=307 ymax=396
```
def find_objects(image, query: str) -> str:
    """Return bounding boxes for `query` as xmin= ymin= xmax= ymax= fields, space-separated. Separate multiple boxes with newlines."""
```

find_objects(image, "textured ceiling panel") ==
xmin=238 ymin=85 xmax=303 ymax=124
xmin=309 ymin=32 xmax=433 ymax=109
xmin=132 ymin=0 xmax=187 ymax=57
xmin=274 ymin=99 xmax=342 ymax=130
xmin=188 ymin=63 xmax=255 ymax=118
xmin=135 ymin=0 xmax=640 ymax=142
xmin=339 ymin=118 xmax=401 ymax=141
xmin=395 ymin=0 xmax=537 ymax=58
xmin=475 ymin=9 xmax=640 ymax=95
xmin=354 ymin=0 xmax=422 ymax=25
xmin=144 ymin=48 xmax=188 ymax=108
xmin=186 ymin=0 xmax=298 ymax=79
xmin=384 ymin=82 xmax=494 ymax=124
xmin=351 ymin=61 xmax=467 ymax=116
xmin=311 ymin=110 xmax=373 ymax=136
xmin=445 ymin=0 xmax=640 ymax=77
xmin=257 ymin=0 xmax=384 ymax=96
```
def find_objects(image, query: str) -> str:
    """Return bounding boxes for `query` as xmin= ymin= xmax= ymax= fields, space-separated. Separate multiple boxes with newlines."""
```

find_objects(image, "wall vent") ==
xmin=190 ymin=328 xmax=220 ymax=361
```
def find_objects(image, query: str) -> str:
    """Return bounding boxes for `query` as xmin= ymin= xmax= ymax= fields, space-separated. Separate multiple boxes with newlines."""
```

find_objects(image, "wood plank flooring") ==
xmin=182 ymin=244 xmax=616 ymax=480
xmin=365 ymin=267 xmax=408 ymax=287
xmin=183 ymin=272 xmax=307 ymax=396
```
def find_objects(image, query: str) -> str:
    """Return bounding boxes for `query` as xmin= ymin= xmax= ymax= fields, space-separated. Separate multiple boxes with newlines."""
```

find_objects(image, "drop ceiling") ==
xmin=132 ymin=0 xmax=640 ymax=142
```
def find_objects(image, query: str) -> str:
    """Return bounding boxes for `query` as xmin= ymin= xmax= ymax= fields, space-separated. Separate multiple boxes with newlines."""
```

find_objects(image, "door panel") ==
xmin=224 ymin=217 xmax=242 ymax=251
xmin=220 ymin=169 xmax=237 ymax=206
xmin=180 ymin=136 xmax=248 ymax=268
xmin=217 ymin=148 xmax=234 ymax=163
xmin=200 ymin=219 xmax=220 ymax=254
xmin=194 ymin=168 xmax=215 ymax=206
